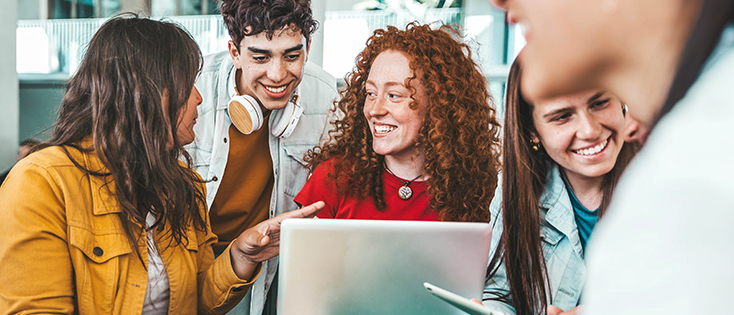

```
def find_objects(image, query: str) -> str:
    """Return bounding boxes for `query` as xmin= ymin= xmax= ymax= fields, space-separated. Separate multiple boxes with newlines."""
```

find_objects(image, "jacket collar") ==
xmin=217 ymin=56 xmax=235 ymax=111
xmin=540 ymin=164 xmax=584 ymax=256
xmin=77 ymin=137 xmax=123 ymax=216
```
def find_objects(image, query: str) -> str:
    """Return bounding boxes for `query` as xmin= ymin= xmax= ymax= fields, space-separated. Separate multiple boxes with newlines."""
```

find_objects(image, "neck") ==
xmin=606 ymin=0 xmax=702 ymax=126
xmin=384 ymin=153 xmax=426 ymax=181
xmin=562 ymin=170 xmax=604 ymax=210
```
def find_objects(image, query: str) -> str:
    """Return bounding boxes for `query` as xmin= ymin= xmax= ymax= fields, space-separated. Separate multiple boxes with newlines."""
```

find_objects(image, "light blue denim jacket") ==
xmin=184 ymin=51 xmax=338 ymax=315
xmin=482 ymin=165 xmax=586 ymax=314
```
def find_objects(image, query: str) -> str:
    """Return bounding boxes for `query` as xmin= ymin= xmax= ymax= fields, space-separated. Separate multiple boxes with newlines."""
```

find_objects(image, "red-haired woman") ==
xmin=294 ymin=22 xmax=501 ymax=222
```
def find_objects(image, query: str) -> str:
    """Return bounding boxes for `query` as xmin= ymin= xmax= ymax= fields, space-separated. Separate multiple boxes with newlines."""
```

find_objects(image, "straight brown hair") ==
xmin=485 ymin=58 xmax=638 ymax=314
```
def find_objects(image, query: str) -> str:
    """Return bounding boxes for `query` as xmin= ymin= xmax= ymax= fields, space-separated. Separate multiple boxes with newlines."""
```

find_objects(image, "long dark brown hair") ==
xmin=304 ymin=23 xmax=502 ymax=222
xmin=485 ymin=58 xmax=638 ymax=314
xmin=35 ymin=15 xmax=206 ymax=251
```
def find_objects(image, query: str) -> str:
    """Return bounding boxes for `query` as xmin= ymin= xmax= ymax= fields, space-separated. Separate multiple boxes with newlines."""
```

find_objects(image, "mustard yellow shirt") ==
xmin=0 ymin=139 xmax=261 ymax=315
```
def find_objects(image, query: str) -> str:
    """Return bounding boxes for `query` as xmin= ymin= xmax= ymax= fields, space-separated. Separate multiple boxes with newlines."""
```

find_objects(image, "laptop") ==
xmin=277 ymin=219 xmax=492 ymax=315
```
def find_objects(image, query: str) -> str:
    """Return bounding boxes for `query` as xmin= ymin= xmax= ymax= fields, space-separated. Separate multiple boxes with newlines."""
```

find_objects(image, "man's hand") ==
xmin=547 ymin=305 xmax=581 ymax=315
xmin=229 ymin=201 xmax=325 ymax=280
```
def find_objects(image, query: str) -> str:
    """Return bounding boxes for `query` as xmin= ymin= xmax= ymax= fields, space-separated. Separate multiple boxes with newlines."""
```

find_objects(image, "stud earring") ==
xmin=531 ymin=141 xmax=541 ymax=151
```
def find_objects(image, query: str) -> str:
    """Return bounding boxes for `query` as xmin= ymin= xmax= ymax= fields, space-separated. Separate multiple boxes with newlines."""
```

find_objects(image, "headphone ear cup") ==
xmin=271 ymin=101 xmax=303 ymax=139
xmin=229 ymin=95 xmax=263 ymax=134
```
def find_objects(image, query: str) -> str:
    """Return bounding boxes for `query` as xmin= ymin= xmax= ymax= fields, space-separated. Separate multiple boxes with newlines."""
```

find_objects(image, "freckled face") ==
xmin=363 ymin=50 xmax=428 ymax=161
xmin=532 ymin=91 xmax=625 ymax=183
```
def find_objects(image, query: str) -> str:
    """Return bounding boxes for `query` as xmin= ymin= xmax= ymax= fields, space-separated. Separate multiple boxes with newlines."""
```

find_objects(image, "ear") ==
xmin=304 ymin=37 xmax=312 ymax=63
xmin=228 ymin=40 xmax=242 ymax=69
xmin=530 ymin=132 xmax=540 ymax=144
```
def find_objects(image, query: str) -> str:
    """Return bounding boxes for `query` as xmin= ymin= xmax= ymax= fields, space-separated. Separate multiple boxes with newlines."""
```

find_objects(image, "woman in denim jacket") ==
xmin=481 ymin=58 xmax=639 ymax=315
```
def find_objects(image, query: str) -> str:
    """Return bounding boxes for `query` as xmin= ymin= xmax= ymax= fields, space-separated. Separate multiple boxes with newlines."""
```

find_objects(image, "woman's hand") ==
xmin=229 ymin=201 xmax=325 ymax=280
xmin=547 ymin=305 xmax=581 ymax=315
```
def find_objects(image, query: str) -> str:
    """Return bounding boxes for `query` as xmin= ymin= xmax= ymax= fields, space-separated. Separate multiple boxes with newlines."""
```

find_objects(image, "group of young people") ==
xmin=0 ymin=0 xmax=731 ymax=314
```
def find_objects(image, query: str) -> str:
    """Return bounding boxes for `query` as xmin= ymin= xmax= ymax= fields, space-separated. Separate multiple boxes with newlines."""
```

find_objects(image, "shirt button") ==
xmin=212 ymin=176 xmax=218 ymax=182
xmin=274 ymin=168 xmax=278 ymax=175
xmin=224 ymin=138 xmax=227 ymax=143
xmin=93 ymin=247 xmax=104 ymax=257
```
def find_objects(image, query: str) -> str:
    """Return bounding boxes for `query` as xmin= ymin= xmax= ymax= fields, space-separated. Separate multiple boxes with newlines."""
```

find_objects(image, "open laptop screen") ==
xmin=278 ymin=219 xmax=492 ymax=315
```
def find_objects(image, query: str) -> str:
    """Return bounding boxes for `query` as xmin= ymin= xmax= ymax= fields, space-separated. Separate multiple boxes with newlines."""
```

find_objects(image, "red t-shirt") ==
xmin=294 ymin=158 xmax=439 ymax=221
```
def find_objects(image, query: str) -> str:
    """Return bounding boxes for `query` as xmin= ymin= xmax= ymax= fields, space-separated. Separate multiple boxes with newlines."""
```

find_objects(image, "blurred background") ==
xmin=1 ymin=0 xmax=523 ymax=172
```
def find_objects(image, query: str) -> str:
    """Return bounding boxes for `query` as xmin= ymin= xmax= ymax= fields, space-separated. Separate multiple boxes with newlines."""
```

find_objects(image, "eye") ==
xmin=591 ymin=99 xmax=610 ymax=109
xmin=252 ymin=55 xmax=269 ymax=62
xmin=285 ymin=53 xmax=301 ymax=61
xmin=551 ymin=112 xmax=572 ymax=123
xmin=365 ymin=91 xmax=377 ymax=99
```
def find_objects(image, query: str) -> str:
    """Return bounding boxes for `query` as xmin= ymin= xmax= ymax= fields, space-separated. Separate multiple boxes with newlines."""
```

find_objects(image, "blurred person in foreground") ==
xmin=488 ymin=0 xmax=734 ymax=314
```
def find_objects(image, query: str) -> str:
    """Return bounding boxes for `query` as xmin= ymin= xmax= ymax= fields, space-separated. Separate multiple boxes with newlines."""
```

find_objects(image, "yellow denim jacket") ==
xmin=0 ymin=140 xmax=260 ymax=314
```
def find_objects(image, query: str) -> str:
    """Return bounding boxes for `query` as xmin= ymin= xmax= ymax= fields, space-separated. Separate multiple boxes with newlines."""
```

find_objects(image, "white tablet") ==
xmin=277 ymin=219 xmax=492 ymax=315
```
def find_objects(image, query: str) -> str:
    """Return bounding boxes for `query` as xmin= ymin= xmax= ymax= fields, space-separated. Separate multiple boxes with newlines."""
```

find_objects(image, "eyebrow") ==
xmin=365 ymin=80 xmax=406 ymax=88
xmin=247 ymin=44 xmax=304 ymax=55
xmin=542 ymin=107 xmax=573 ymax=119
xmin=587 ymin=91 xmax=606 ymax=103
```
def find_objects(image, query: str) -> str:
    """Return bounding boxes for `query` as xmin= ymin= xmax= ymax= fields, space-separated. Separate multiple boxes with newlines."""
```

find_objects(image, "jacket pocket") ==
xmin=282 ymin=144 xmax=314 ymax=197
xmin=540 ymin=226 xmax=564 ymax=258
xmin=68 ymin=225 xmax=134 ymax=314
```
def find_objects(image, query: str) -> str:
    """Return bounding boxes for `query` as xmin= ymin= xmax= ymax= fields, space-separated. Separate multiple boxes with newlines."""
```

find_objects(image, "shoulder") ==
xmin=303 ymin=62 xmax=338 ymax=92
xmin=299 ymin=62 xmax=338 ymax=114
xmin=19 ymin=146 xmax=80 ymax=171
xmin=201 ymin=51 xmax=233 ymax=74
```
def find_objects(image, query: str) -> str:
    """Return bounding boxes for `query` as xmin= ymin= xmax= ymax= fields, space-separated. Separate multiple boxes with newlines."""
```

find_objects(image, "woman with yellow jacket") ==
xmin=0 ymin=15 xmax=323 ymax=314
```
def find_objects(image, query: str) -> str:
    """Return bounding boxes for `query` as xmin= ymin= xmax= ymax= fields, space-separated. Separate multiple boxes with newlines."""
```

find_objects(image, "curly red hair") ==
xmin=305 ymin=22 xmax=501 ymax=222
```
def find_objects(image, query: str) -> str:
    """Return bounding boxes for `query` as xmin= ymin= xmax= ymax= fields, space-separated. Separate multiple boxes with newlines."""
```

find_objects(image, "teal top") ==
xmin=565 ymin=184 xmax=599 ymax=253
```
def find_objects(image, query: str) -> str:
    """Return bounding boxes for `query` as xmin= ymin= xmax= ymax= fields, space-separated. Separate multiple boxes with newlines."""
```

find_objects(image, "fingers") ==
xmin=469 ymin=298 xmax=483 ymax=305
xmin=547 ymin=305 xmax=564 ymax=315
xmin=272 ymin=201 xmax=325 ymax=223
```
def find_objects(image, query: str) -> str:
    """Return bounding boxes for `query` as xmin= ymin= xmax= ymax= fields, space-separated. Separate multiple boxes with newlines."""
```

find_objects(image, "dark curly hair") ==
xmin=304 ymin=22 xmax=502 ymax=223
xmin=220 ymin=0 xmax=318 ymax=48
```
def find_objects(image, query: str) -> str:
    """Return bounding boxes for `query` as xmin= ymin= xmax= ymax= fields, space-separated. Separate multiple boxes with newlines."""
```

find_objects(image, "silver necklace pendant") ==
xmin=398 ymin=185 xmax=413 ymax=200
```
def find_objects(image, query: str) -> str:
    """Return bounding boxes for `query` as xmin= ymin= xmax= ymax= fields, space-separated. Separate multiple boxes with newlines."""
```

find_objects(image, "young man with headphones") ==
xmin=185 ymin=0 xmax=338 ymax=314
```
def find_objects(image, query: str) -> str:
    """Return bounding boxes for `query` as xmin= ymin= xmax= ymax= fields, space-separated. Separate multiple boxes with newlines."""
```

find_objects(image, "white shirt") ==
xmin=583 ymin=24 xmax=734 ymax=315
xmin=142 ymin=212 xmax=170 ymax=315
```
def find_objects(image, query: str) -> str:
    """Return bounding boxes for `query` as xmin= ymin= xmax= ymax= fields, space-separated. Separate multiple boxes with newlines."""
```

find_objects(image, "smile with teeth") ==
xmin=263 ymin=84 xmax=287 ymax=93
xmin=573 ymin=139 xmax=608 ymax=156
xmin=375 ymin=125 xmax=397 ymax=134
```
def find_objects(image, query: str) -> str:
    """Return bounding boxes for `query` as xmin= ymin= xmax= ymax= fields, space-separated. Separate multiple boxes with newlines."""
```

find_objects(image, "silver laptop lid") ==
xmin=278 ymin=219 xmax=492 ymax=315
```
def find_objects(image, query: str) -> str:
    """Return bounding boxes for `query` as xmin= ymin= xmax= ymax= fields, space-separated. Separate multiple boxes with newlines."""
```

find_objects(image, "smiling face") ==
xmin=531 ymin=91 xmax=625 ymax=183
xmin=363 ymin=50 xmax=428 ymax=162
xmin=229 ymin=26 xmax=309 ymax=111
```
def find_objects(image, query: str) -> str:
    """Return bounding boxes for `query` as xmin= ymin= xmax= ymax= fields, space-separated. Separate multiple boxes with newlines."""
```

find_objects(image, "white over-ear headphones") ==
xmin=228 ymin=89 xmax=303 ymax=139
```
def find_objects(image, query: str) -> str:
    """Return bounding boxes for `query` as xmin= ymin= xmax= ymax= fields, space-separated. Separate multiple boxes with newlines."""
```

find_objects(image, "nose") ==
xmin=193 ymin=86 xmax=203 ymax=106
xmin=488 ymin=0 xmax=508 ymax=10
xmin=367 ymin=94 xmax=388 ymax=117
xmin=576 ymin=112 xmax=603 ymax=140
xmin=267 ymin=59 xmax=288 ymax=83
